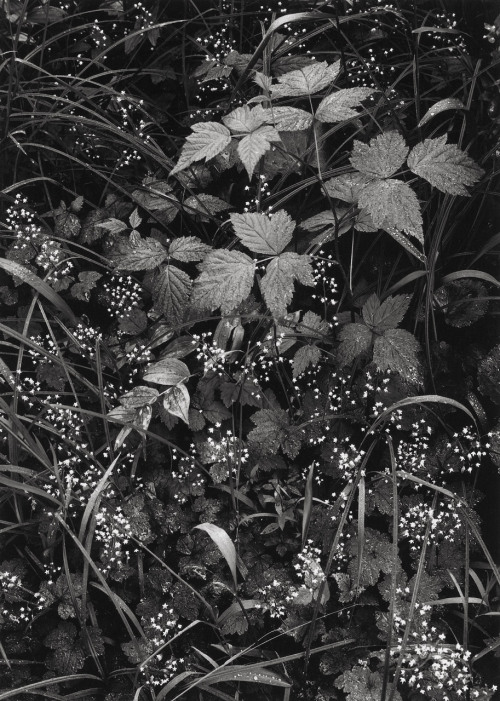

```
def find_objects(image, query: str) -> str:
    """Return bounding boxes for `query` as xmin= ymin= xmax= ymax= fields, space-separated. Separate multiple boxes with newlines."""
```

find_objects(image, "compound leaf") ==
xmin=362 ymin=293 xmax=411 ymax=332
xmin=270 ymin=60 xmax=341 ymax=98
xmin=230 ymin=209 xmax=294 ymax=255
xmin=316 ymin=87 xmax=374 ymax=123
xmin=152 ymin=265 xmax=192 ymax=324
xmin=222 ymin=105 xmax=266 ymax=133
xmin=183 ymin=194 xmax=231 ymax=220
xmin=407 ymin=134 xmax=484 ymax=196
xmin=237 ymin=126 xmax=280 ymax=179
xmin=169 ymin=236 xmax=212 ymax=262
xmin=259 ymin=106 xmax=313 ymax=131
xmin=358 ymin=178 xmax=423 ymax=243
xmin=248 ymin=408 xmax=302 ymax=458
xmin=323 ymin=172 xmax=373 ymax=203
xmin=350 ymin=131 xmax=409 ymax=179
xmin=109 ymin=236 xmax=167 ymax=271
xmin=192 ymin=250 xmax=255 ymax=313
xmin=171 ymin=122 xmax=232 ymax=175
xmin=292 ymin=344 xmax=321 ymax=378
xmin=337 ymin=323 xmax=373 ymax=366
xmin=373 ymin=328 xmax=422 ymax=385
xmin=260 ymin=252 xmax=315 ymax=317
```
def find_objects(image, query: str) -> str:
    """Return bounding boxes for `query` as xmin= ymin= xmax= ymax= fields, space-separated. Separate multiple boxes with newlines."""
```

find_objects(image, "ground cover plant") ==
xmin=0 ymin=0 xmax=499 ymax=699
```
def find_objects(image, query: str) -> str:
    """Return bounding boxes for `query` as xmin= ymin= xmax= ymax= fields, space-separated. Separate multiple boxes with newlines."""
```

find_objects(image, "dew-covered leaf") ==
xmin=169 ymin=236 xmax=212 ymax=262
xmin=163 ymin=383 xmax=190 ymax=425
xmin=350 ymin=131 xmax=409 ymax=179
xmin=248 ymin=408 xmax=302 ymax=458
xmin=373 ymin=328 xmax=422 ymax=385
xmin=323 ymin=172 xmax=373 ymax=203
xmin=171 ymin=122 xmax=232 ymax=175
xmin=192 ymin=249 xmax=255 ymax=313
xmin=230 ymin=209 xmax=294 ymax=255
xmin=259 ymin=106 xmax=313 ymax=131
xmin=292 ymin=344 xmax=321 ymax=378
xmin=119 ymin=386 xmax=159 ymax=409
xmin=183 ymin=194 xmax=231 ymax=220
xmin=362 ymin=293 xmax=411 ymax=332
xmin=143 ymin=358 xmax=190 ymax=386
xmin=260 ymin=252 xmax=315 ymax=317
xmin=222 ymin=105 xmax=266 ymax=133
xmin=152 ymin=265 xmax=192 ymax=324
xmin=237 ymin=126 xmax=280 ymax=179
xmin=337 ymin=323 xmax=373 ymax=366
xmin=358 ymin=178 xmax=423 ymax=243
xmin=70 ymin=271 xmax=102 ymax=301
xmin=270 ymin=60 xmax=341 ymax=98
xmin=316 ymin=87 xmax=374 ymax=123
xmin=109 ymin=236 xmax=167 ymax=270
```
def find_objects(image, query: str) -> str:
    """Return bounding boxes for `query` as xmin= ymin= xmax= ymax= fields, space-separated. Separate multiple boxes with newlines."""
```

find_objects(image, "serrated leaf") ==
xmin=323 ymin=172 xmax=373 ymax=203
xmin=132 ymin=180 xmax=179 ymax=216
xmin=350 ymin=131 xmax=408 ymax=178
xmin=70 ymin=271 xmax=102 ymax=301
xmin=194 ymin=523 xmax=238 ymax=590
xmin=418 ymin=98 xmax=467 ymax=128
xmin=171 ymin=122 xmax=232 ymax=175
xmin=292 ymin=344 xmax=321 ymax=378
xmin=259 ymin=106 xmax=313 ymax=131
xmin=362 ymin=293 xmax=411 ymax=332
xmin=230 ymin=209 xmax=294 ymax=255
xmin=385 ymin=227 xmax=427 ymax=263
xmin=163 ymin=383 xmax=190 ymax=425
xmin=237 ymin=126 xmax=280 ymax=179
xmin=270 ymin=60 xmax=341 ymax=98
xmin=143 ymin=358 xmax=190 ymax=386
xmin=107 ymin=405 xmax=138 ymax=424
xmin=183 ymin=194 xmax=231 ymax=220
xmin=248 ymin=408 xmax=301 ymax=458
xmin=358 ymin=178 xmax=423 ymax=243
xmin=119 ymin=386 xmax=159 ymax=408
xmin=129 ymin=208 xmax=141 ymax=229
xmin=260 ymin=252 xmax=315 ymax=317
xmin=354 ymin=208 xmax=377 ymax=232
xmin=152 ymin=265 xmax=191 ymax=324
xmin=222 ymin=105 xmax=266 ymax=132
xmin=316 ymin=87 xmax=374 ymax=123
xmin=96 ymin=217 xmax=128 ymax=234
xmin=407 ymin=134 xmax=483 ymax=196
xmin=373 ymin=328 xmax=422 ymax=384
xmin=110 ymin=236 xmax=167 ymax=270
xmin=272 ymin=54 xmax=316 ymax=76
xmin=192 ymin=250 xmax=255 ymax=313
xmin=169 ymin=236 xmax=212 ymax=262
xmin=337 ymin=323 xmax=373 ymax=366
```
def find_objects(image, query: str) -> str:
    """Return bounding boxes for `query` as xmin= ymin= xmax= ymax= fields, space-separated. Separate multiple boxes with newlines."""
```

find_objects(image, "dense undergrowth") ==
xmin=0 ymin=0 xmax=499 ymax=699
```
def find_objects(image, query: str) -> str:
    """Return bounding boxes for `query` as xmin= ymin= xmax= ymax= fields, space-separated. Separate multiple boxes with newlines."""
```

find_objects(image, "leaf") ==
xmin=247 ymin=408 xmax=302 ymax=458
xmin=478 ymin=344 xmax=500 ymax=405
xmin=171 ymin=122 xmax=232 ymax=175
xmin=152 ymin=265 xmax=192 ymax=324
xmin=106 ymin=405 xmax=138 ymax=424
xmin=292 ymin=345 xmax=321 ymax=378
xmin=316 ymin=87 xmax=374 ymax=123
xmin=169 ymin=236 xmax=212 ymax=262
xmin=28 ymin=6 xmax=67 ymax=23
xmin=119 ymin=386 xmax=159 ymax=409
xmin=96 ymin=217 xmax=128 ymax=234
xmin=407 ymin=134 xmax=484 ymax=196
xmin=335 ymin=665 xmax=401 ymax=701
xmin=129 ymin=208 xmax=141 ymax=229
xmin=110 ymin=236 xmax=167 ymax=270
xmin=237 ymin=126 xmax=281 ymax=179
xmin=358 ymin=178 xmax=423 ymax=243
xmin=132 ymin=180 xmax=179 ymax=217
xmin=143 ymin=358 xmax=190 ymax=386
xmin=298 ymin=310 xmax=330 ymax=337
xmin=337 ymin=323 xmax=373 ymax=366
xmin=163 ymin=383 xmax=190 ymax=425
xmin=385 ymin=227 xmax=427 ymax=264
xmin=362 ymin=293 xmax=411 ymax=332
xmin=270 ymin=60 xmax=341 ymax=98
xmin=260 ymin=252 xmax=315 ymax=317
xmin=230 ymin=209 xmax=294 ymax=255
xmin=354 ymin=208 xmax=377 ymax=232
xmin=192 ymin=250 xmax=255 ymax=313
xmin=183 ymin=194 xmax=231 ymax=220
xmin=53 ymin=202 xmax=81 ymax=239
xmin=259 ymin=106 xmax=313 ymax=131
xmin=117 ymin=308 xmax=147 ymax=335
xmin=350 ymin=131 xmax=409 ymax=178
xmin=434 ymin=279 xmax=488 ymax=327
xmin=323 ymin=172 xmax=373 ymax=203
xmin=373 ymin=328 xmax=422 ymax=384
xmin=194 ymin=523 xmax=238 ymax=590
xmin=418 ymin=98 xmax=467 ymax=127
xmin=222 ymin=105 xmax=266 ymax=132
xmin=70 ymin=271 xmax=102 ymax=301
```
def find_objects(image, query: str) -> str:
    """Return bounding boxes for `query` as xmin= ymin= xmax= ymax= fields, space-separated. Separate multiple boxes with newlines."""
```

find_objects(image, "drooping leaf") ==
xmin=418 ymin=98 xmax=467 ymax=127
xmin=350 ymin=131 xmax=409 ymax=178
xmin=259 ymin=106 xmax=313 ymax=131
xmin=168 ymin=236 xmax=212 ymax=262
xmin=292 ymin=344 xmax=321 ymax=378
xmin=119 ymin=386 xmax=159 ymax=409
xmin=407 ymin=134 xmax=484 ymax=196
xmin=335 ymin=665 xmax=402 ymax=701
xmin=70 ymin=271 xmax=102 ymax=301
xmin=272 ymin=53 xmax=317 ymax=75
xmin=109 ymin=236 xmax=167 ymax=270
xmin=358 ymin=178 xmax=423 ymax=243
xmin=260 ymin=252 xmax=315 ymax=317
xmin=315 ymin=87 xmax=374 ymax=123
xmin=362 ymin=293 xmax=411 ymax=332
xmin=194 ymin=523 xmax=238 ymax=590
xmin=183 ymin=194 xmax=231 ymax=220
xmin=297 ymin=310 xmax=330 ymax=338
xmin=270 ymin=60 xmax=341 ymax=98
xmin=247 ymin=408 xmax=302 ymax=458
xmin=323 ymin=172 xmax=373 ymax=203
xmin=107 ymin=405 xmax=138 ymax=424
xmin=385 ymin=227 xmax=427 ymax=264
xmin=152 ymin=265 xmax=192 ymax=324
xmin=337 ymin=323 xmax=373 ymax=366
xmin=237 ymin=126 xmax=281 ymax=179
xmin=192 ymin=250 xmax=255 ymax=313
xmin=171 ymin=122 xmax=232 ymax=175
xmin=132 ymin=180 xmax=179 ymax=217
xmin=143 ymin=358 xmax=190 ymax=386
xmin=230 ymin=209 xmax=294 ymax=255
xmin=163 ymin=383 xmax=190 ymax=425
xmin=222 ymin=105 xmax=266 ymax=132
xmin=373 ymin=328 xmax=422 ymax=385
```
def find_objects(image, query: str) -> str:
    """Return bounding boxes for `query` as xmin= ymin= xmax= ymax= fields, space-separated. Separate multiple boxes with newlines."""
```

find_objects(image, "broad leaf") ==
xmin=132 ymin=180 xmax=179 ymax=217
xmin=407 ymin=134 xmax=484 ymax=196
xmin=362 ymin=293 xmax=411 ymax=332
xmin=237 ymin=126 xmax=280 ymax=179
xmin=316 ymin=87 xmax=374 ymax=123
xmin=109 ymin=236 xmax=167 ymax=270
xmin=194 ymin=523 xmax=238 ymax=590
xmin=373 ymin=328 xmax=422 ymax=384
xmin=143 ymin=358 xmax=190 ymax=386
xmin=222 ymin=105 xmax=266 ymax=133
xmin=270 ymin=60 xmax=341 ymax=98
xmin=385 ymin=227 xmax=427 ymax=264
xmin=358 ymin=178 xmax=423 ymax=243
xmin=163 ymin=383 xmax=190 ymax=424
xmin=96 ymin=217 xmax=128 ymax=234
xmin=71 ymin=271 xmax=102 ymax=301
xmin=354 ymin=208 xmax=377 ymax=232
xmin=323 ymin=172 xmax=373 ymax=203
xmin=292 ymin=344 xmax=321 ymax=378
xmin=152 ymin=265 xmax=192 ymax=324
xmin=183 ymin=194 xmax=231 ymax=220
xmin=260 ymin=252 xmax=315 ymax=317
xmin=337 ymin=323 xmax=373 ymax=366
xmin=230 ymin=209 xmax=294 ymax=255
xmin=171 ymin=122 xmax=232 ymax=175
xmin=192 ymin=250 xmax=255 ymax=313
xmin=298 ymin=310 xmax=330 ymax=337
xmin=169 ymin=236 xmax=212 ymax=262
xmin=259 ymin=106 xmax=313 ymax=131
xmin=350 ymin=131 xmax=408 ymax=179
xmin=248 ymin=408 xmax=302 ymax=458
xmin=119 ymin=386 xmax=159 ymax=409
